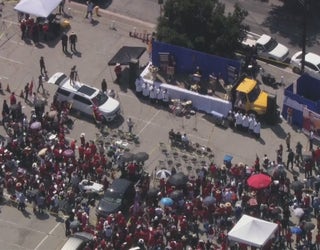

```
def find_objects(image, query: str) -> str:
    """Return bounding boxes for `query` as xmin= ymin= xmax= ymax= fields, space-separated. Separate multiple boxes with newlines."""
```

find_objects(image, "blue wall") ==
xmin=282 ymin=74 xmax=320 ymax=128
xmin=151 ymin=41 xmax=241 ymax=84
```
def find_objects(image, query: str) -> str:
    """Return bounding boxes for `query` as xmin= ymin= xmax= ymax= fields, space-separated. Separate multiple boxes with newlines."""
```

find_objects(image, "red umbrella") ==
xmin=247 ymin=173 xmax=272 ymax=189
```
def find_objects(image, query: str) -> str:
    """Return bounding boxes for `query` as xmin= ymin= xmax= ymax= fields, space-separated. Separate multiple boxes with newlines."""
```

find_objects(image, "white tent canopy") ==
xmin=14 ymin=0 xmax=62 ymax=18
xmin=228 ymin=215 xmax=278 ymax=248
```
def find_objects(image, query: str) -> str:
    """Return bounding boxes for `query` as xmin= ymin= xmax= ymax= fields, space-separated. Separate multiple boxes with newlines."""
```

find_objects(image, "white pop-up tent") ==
xmin=228 ymin=215 xmax=278 ymax=248
xmin=14 ymin=0 xmax=62 ymax=18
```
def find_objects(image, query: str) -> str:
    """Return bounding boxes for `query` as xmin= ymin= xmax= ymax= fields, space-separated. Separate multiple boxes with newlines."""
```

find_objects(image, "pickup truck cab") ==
xmin=242 ymin=32 xmax=289 ymax=62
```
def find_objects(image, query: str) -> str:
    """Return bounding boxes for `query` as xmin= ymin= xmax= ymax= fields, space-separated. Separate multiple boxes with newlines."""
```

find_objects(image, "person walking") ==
xmin=69 ymin=31 xmax=77 ymax=52
xmin=39 ymin=56 xmax=47 ymax=76
xmin=37 ymin=75 xmax=44 ymax=94
xmin=61 ymin=32 xmax=68 ymax=53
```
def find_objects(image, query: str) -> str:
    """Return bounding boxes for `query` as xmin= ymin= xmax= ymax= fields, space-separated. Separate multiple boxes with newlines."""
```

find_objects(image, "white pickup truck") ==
xmin=242 ymin=32 xmax=289 ymax=62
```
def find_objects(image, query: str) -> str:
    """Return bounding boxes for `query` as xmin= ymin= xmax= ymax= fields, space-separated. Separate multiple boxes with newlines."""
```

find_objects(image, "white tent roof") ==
xmin=228 ymin=215 xmax=278 ymax=248
xmin=14 ymin=0 xmax=62 ymax=18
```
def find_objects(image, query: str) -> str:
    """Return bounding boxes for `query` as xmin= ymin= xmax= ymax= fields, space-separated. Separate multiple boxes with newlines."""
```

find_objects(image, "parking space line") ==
xmin=34 ymin=222 xmax=61 ymax=250
xmin=137 ymin=110 xmax=160 ymax=136
xmin=0 ymin=55 xmax=23 ymax=64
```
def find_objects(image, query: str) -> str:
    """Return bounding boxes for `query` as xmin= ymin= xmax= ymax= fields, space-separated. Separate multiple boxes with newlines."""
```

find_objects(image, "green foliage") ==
xmin=156 ymin=0 xmax=248 ymax=58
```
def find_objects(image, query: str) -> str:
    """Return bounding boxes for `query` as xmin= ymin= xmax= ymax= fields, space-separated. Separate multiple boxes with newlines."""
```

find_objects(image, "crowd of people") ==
xmin=1 ymin=83 xmax=320 ymax=249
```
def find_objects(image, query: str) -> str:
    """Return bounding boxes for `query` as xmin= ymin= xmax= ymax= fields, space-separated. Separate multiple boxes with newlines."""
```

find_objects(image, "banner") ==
xmin=302 ymin=107 xmax=320 ymax=140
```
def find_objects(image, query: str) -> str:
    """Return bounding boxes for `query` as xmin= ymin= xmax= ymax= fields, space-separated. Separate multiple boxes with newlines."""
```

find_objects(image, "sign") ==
xmin=302 ymin=107 xmax=320 ymax=140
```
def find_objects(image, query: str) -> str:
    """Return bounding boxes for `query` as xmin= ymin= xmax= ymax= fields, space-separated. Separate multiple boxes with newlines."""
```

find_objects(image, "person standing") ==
xmin=285 ymin=132 xmax=291 ymax=151
xmin=61 ymin=32 xmax=68 ymax=53
xmin=20 ymin=19 xmax=26 ymax=40
xmin=127 ymin=117 xmax=134 ymax=134
xmin=39 ymin=56 xmax=47 ymax=76
xmin=2 ymin=100 xmax=10 ymax=118
xmin=85 ymin=1 xmax=94 ymax=20
xmin=10 ymin=92 xmax=16 ymax=106
xmin=295 ymin=141 xmax=303 ymax=165
xmin=287 ymin=149 xmax=294 ymax=170
xmin=69 ymin=31 xmax=77 ymax=52
xmin=70 ymin=65 xmax=77 ymax=85
xmin=58 ymin=0 xmax=65 ymax=15
xmin=253 ymin=120 xmax=261 ymax=139
xmin=37 ymin=75 xmax=44 ymax=94
xmin=309 ymin=130 xmax=314 ymax=151
xmin=114 ymin=63 xmax=122 ymax=83
xmin=101 ymin=79 xmax=107 ymax=93
xmin=24 ymin=82 xmax=29 ymax=101
xmin=29 ymin=80 xmax=33 ymax=96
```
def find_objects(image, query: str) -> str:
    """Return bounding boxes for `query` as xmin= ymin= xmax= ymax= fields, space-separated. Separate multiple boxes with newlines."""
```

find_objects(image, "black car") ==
xmin=96 ymin=178 xmax=135 ymax=218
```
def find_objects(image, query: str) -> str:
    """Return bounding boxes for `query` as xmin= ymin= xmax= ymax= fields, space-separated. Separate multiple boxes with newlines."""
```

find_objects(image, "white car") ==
xmin=290 ymin=51 xmax=320 ymax=80
xmin=78 ymin=179 xmax=104 ymax=194
xmin=242 ymin=33 xmax=289 ymax=62
xmin=48 ymin=72 xmax=121 ymax=122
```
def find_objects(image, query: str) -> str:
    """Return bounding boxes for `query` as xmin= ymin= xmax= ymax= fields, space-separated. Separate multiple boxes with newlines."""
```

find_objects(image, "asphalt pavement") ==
xmin=0 ymin=1 xmax=315 ymax=249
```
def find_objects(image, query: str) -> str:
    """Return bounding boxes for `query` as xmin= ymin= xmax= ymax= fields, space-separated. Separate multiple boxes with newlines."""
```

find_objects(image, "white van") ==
xmin=48 ymin=72 xmax=120 ymax=122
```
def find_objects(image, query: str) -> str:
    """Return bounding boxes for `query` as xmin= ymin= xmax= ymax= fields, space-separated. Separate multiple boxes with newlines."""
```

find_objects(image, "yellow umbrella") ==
xmin=38 ymin=148 xmax=48 ymax=157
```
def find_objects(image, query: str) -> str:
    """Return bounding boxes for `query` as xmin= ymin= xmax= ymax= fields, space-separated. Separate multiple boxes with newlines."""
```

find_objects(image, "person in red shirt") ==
xmin=316 ymin=231 xmax=320 ymax=249
xmin=78 ymin=145 xmax=84 ymax=160
xmin=296 ymin=232 xmax=301 ymax=246
xmin=10 ymin=92 xmax=17 ymax=106
xmin=127 ymin=162 xmax=136 ymax=176
xmin=70 ymin=139 xmax=77 ymax=151
xmin=285 ymin=229 xmax=292 ymax=248
xmin=307 ymin=230 xmax=312 ymax=244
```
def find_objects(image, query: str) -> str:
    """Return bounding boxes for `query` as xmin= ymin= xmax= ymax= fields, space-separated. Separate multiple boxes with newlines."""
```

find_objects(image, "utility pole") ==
xmin=299 ymin=0 xmax=309 ymax=74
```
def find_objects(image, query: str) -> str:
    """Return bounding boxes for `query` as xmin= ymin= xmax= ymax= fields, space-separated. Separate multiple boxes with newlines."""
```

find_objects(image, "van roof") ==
xmin=60 ymin=78 xmax=99 ymax=98
xmin=109 ymin=178 xmax=133 ymax=194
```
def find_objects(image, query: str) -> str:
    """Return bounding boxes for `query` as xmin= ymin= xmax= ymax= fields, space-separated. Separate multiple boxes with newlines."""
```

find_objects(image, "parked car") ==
xmin=242 ymin=32 xmax=289 ymax=62
xmin=61 ymin=232 xmax=94 ymax=250
xmin=78 ymin=179 xmax=104 ymax=195
xmin=96 ymin=178 xmax=135 ymax=218
xmin=290 ymin=51 xmax=320 ymax=80
xmin=48 ymin=72 xmax=121 ymax=122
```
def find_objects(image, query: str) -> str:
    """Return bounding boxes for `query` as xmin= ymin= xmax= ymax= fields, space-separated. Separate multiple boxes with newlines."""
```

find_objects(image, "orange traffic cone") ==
xmin=20 ymin=90 xmax=24 ymax=98
xmin=6 ymin=84 xmax=10 ymax=93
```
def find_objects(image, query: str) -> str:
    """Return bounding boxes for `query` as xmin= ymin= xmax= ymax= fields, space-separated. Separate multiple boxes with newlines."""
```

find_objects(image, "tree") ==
xmin=156 ymin=0 xmax=248 ymax=58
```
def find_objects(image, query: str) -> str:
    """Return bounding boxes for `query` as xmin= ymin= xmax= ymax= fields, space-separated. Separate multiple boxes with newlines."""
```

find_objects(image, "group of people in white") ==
xmin=233 ymin=111 xmax=261 ymax=138
xmin=135 ymin=79 xmax=170 ymax=105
